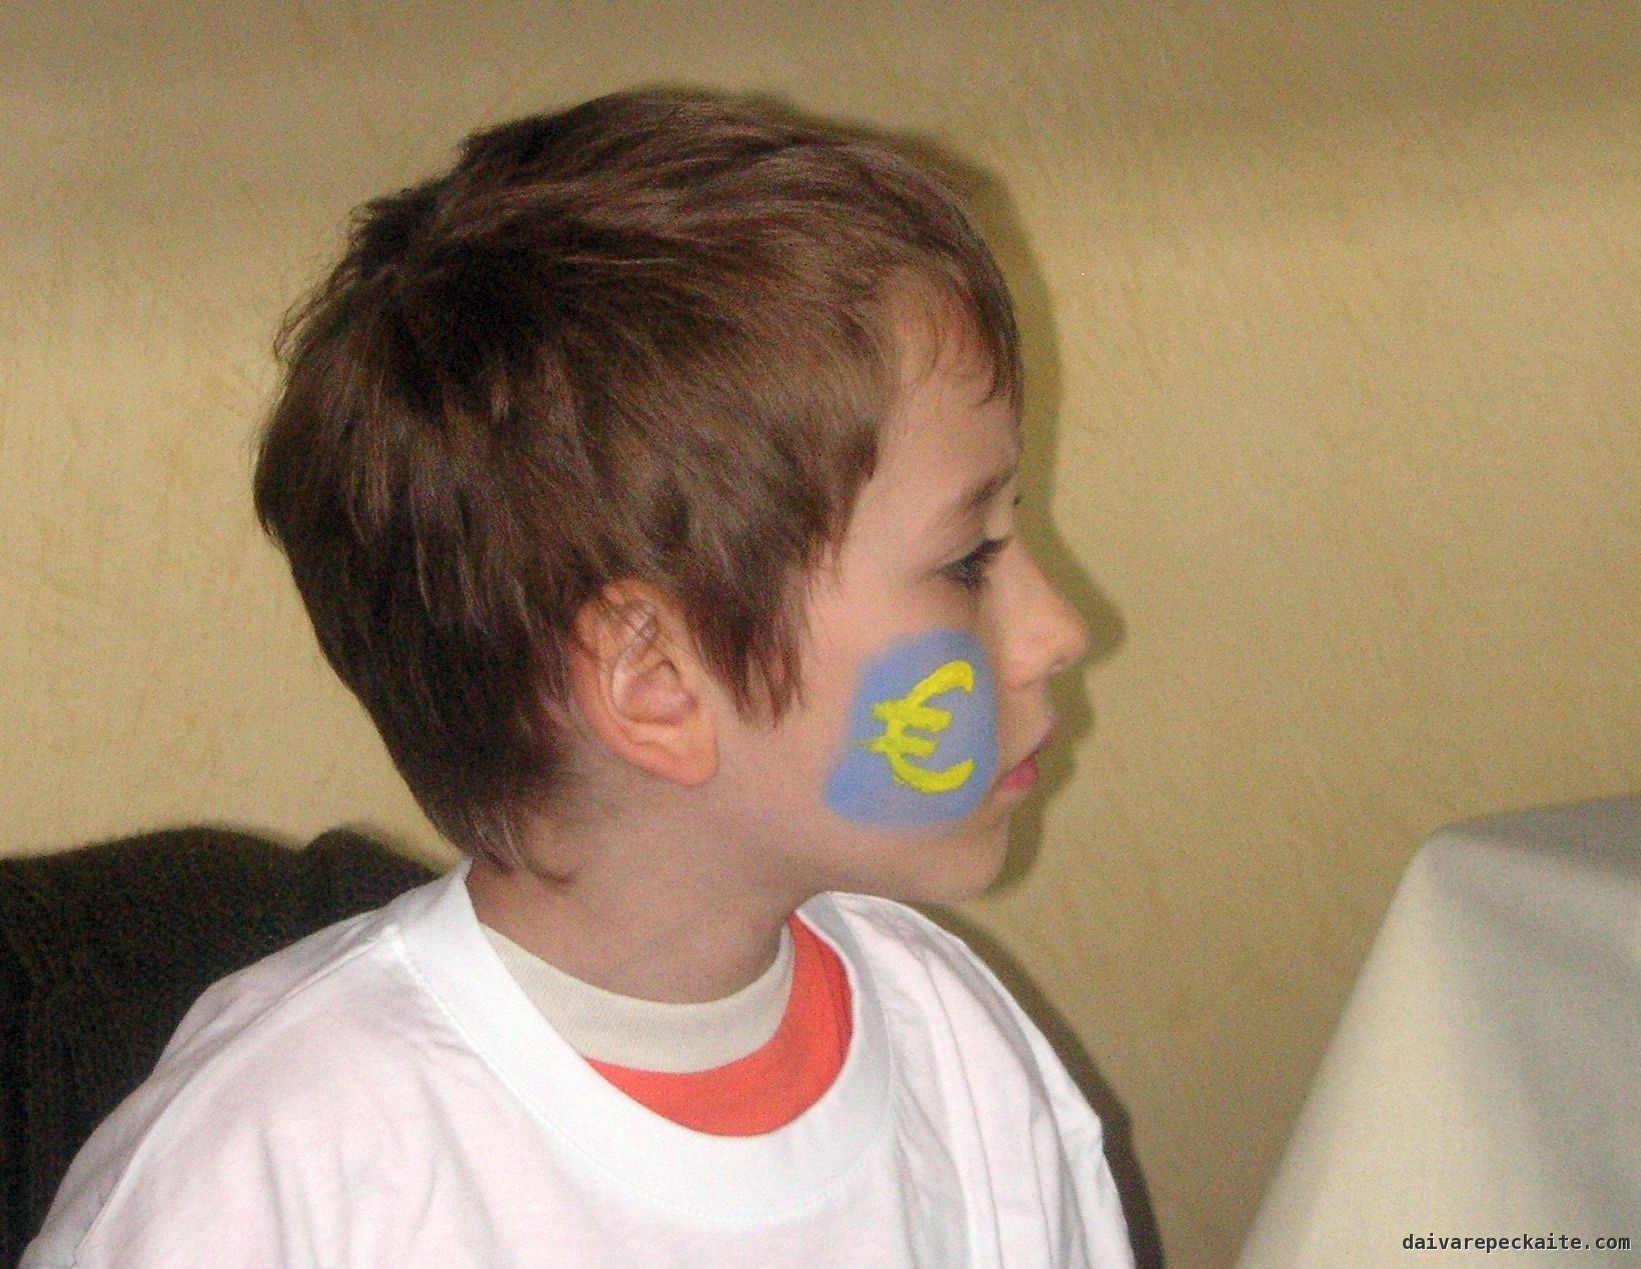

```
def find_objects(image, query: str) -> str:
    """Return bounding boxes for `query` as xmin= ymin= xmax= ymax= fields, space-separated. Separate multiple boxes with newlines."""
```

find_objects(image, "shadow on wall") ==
xmin=901 ymin=118 xmax=1128 ymax=889
xmin=893 ymin=117 xmax=1160 ymax=1262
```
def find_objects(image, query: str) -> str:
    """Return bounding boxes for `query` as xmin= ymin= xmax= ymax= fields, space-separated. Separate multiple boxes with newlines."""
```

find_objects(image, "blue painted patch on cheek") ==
xmin=825 ymin=630 xmax=999 ymax=827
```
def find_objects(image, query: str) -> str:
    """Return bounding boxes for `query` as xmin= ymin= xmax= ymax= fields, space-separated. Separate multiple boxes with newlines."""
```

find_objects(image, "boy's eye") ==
xmin=942 ymin=537 xmax=1007 ymax=592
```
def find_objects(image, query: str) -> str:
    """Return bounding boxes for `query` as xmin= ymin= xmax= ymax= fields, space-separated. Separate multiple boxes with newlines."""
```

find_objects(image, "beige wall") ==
xmin=5 ymin=3 xmax=1640 ymax=1263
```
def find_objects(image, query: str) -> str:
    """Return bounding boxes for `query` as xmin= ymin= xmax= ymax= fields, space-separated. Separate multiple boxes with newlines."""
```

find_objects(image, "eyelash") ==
xmin=943 ymin=536 xmax=1007 ymax=592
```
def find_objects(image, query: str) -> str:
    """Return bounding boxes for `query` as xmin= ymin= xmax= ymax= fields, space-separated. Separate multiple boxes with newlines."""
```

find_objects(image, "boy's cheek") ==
xmin=824 ymin=629 xmax=998 ymax=827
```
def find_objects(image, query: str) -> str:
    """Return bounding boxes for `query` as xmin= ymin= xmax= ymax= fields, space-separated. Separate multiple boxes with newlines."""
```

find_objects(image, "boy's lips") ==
xmin=995 ymin=725 xmax=1055 ymax=794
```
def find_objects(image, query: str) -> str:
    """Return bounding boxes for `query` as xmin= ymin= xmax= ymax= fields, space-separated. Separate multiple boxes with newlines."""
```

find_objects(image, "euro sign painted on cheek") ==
xmin=826 ymin=630 xmax=998 ymax=827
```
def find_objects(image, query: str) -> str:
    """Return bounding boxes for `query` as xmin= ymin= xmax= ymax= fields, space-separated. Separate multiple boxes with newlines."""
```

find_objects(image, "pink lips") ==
xmin=995 ymin=726 xmax=1054 ymax=795
xmin=995 ymin=753 xmax=1041 ymax=794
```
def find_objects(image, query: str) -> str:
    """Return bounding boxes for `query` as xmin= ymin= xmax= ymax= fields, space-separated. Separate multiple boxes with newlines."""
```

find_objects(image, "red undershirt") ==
xmin=587 ymin=917 xmax=853 ymax=1136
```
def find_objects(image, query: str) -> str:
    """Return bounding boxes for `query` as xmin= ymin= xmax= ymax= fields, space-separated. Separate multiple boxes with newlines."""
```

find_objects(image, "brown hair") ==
xmin=254 ymin=89 xmax=1020 ymax=865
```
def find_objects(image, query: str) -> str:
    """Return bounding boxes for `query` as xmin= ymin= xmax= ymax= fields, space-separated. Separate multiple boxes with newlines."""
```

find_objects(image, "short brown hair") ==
xmin=254 ymin=89 xmax=1020 ymax=865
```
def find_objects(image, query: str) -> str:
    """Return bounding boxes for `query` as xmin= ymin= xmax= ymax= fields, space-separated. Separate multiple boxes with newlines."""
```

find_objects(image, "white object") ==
xmin=26 ymin=866 xmax=1135 ymax=1268
xmin=1239 ymin=795 xmax=1641 ymax=1266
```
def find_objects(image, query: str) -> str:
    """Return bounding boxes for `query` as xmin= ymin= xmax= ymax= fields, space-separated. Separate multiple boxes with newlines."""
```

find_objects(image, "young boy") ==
xmin=27 ymin=91 xmax=1134 ymax=1266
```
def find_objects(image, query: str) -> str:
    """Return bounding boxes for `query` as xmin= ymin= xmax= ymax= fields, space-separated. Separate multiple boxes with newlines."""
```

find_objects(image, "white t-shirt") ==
xmin=25 ymin=867 xmax=1135 ymax=1267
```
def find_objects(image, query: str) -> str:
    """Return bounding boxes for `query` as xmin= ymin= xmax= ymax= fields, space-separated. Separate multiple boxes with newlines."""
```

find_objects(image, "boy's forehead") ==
xmin=898 ymin=287 xmax=1020 ymax=405
xmin=886 ymin=291 xmax=1010 ymax=404
xmin=868 ymin=319 xmax=1020 ymax=518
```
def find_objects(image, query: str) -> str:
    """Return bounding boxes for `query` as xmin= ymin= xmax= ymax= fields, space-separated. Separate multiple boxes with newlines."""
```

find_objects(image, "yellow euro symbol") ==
xmin=864 ymin=659 xmax=976 ymax=794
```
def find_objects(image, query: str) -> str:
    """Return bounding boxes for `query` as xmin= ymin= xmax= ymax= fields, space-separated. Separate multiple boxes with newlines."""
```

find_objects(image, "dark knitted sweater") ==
xmin=0 ymin=827 xmax=435 ymax=1265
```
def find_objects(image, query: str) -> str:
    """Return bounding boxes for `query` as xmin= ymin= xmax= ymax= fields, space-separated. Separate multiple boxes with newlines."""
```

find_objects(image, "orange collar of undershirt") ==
xmin=588 ymin=916 xmax=853 ymax=1136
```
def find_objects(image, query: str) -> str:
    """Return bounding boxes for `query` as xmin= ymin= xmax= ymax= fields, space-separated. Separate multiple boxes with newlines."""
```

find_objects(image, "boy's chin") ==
xmin=854 ymin=816 xmax=1014 ymax=906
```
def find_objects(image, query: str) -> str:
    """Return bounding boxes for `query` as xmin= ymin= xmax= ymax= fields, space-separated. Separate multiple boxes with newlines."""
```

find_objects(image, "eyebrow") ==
xmin=939 ymin=461 xmax=1019 ymax=530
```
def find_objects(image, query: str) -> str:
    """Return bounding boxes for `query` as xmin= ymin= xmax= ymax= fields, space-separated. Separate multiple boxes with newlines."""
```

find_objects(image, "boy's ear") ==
xmin=567 ymin=581 xmax=718 ymax=786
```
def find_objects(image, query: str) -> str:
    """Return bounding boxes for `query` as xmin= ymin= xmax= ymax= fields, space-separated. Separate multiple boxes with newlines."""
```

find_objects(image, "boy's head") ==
xmin=255 ymin=89 xmax=1022 ymax=868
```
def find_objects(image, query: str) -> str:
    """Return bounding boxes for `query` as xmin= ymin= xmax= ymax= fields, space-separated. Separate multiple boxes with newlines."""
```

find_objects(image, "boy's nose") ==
xmin=1038 ymin=572 xmax=1090 ymax=681
xmin=1002 ymin=548 xmax=1090 ymax=687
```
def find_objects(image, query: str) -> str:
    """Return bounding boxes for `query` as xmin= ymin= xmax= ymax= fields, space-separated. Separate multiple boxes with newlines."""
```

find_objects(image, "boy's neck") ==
xmin=464 ymin=833 xmax=796 ymax=1005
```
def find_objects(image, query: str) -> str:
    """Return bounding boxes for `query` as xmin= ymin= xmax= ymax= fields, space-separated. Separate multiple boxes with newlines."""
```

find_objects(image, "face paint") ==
xmin=826 ymin=629 xmax=998 ymax=827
